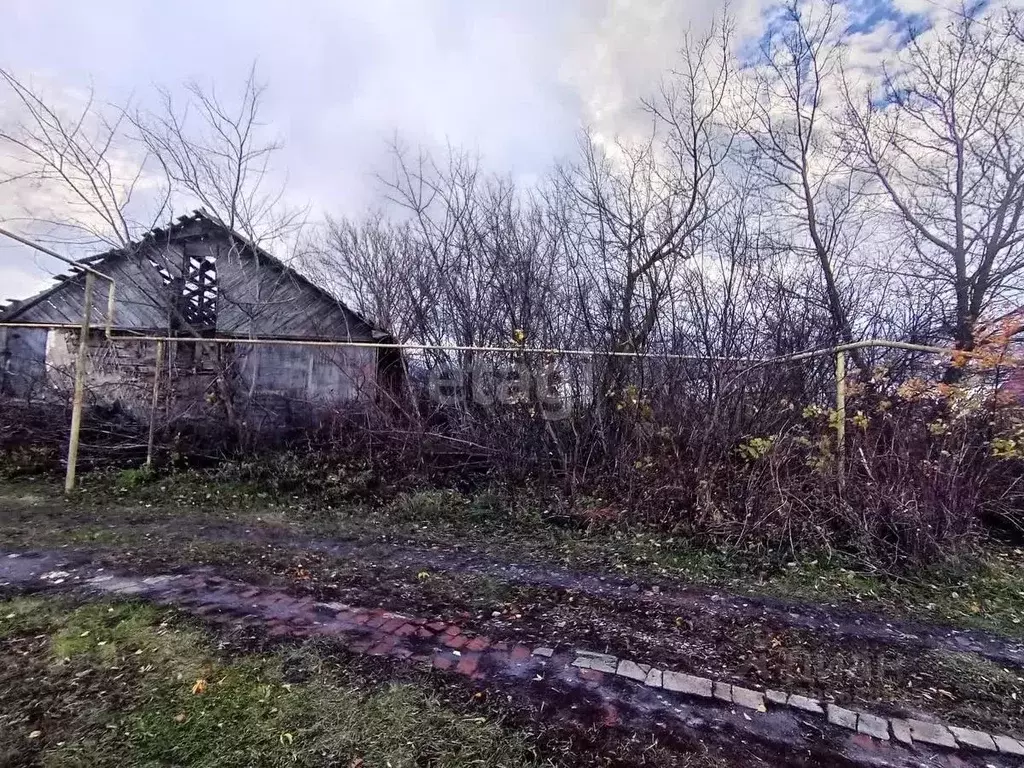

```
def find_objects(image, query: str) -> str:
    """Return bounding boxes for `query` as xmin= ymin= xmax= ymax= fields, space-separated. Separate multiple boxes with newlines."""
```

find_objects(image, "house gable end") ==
xmin=1 ymin=213 xmax=383 ymax=343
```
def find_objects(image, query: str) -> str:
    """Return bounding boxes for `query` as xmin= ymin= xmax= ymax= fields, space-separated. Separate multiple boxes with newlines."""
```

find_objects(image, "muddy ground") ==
xmin=1 ymin=483 xmax=1023 ymax=766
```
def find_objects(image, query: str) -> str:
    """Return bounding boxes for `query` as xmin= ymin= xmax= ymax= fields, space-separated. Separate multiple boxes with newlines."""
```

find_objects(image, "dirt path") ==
xmin=212 ymin=523 xmax=1024 ymax=667
xmin=2 ymin=548 xmax=1022 ymax=768
xmin=38 ymin=514 xmax=1024 ymax=668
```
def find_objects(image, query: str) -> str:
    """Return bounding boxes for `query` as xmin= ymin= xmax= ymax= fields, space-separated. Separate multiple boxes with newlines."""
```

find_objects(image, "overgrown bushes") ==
xmin=3 ymin=343 xmax=1023 ymax=571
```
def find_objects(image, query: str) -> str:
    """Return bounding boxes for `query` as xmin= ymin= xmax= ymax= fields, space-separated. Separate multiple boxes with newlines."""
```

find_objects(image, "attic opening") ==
xmin=150 ymin=245 xmax=219 ymax=335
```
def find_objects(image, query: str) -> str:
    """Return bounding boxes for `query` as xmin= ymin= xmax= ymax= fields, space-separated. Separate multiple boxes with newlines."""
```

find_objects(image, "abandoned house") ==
xmin=0 ymin=211 xmax=399 ymax=427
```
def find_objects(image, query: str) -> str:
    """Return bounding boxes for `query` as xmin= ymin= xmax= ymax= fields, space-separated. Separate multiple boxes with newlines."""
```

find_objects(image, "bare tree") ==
xmin=135 ymin=65 xmax=304 ymax=251
xmin=846 ymin=9 xmax=1024 ymax=362
xmin=0 ymin=69 xmax=169 ymax=250
xmin=315 ymin=215 xmax=420 ymax=340
xmin=741 ymin=0 xmax=870 ymax=372
xmin=552 ymin=16 xmax=736 ymax=407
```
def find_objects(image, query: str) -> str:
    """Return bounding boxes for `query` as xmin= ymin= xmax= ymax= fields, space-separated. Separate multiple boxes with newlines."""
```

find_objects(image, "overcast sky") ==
xmin=0 ymin=0 xmax=953 ymax=299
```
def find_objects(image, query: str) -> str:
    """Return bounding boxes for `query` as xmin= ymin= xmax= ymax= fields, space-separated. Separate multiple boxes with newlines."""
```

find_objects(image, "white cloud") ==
xmin=0 ymin=0 xmax=997 ymax=300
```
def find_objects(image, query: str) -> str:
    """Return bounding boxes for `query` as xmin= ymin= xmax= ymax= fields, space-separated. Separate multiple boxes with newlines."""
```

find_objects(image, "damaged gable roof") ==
xmin=0 ymin=211 xmax=393 ymax=343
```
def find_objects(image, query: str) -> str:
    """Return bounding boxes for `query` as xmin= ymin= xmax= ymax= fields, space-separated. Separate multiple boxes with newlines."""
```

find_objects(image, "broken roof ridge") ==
xmin=0 ymin=210 xmax=391 ymax=340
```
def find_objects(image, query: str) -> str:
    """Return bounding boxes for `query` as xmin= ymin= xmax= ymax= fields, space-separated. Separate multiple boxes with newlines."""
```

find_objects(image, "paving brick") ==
xmin=827 ymin=704 xmax=858 ymax=731
xmin=616 ymin=659 xmax=650 ymax=682
xmin=732 ymin=686 xmax=766 ymax=711
xmin=380 ymin=618 xmax=406 ymax=633
xmin=571 ymin=656 xmax=592 ymax=669
xmin=455 ymin=653 xmax=480 ymax=676
xmin=432 ymin=654 xmax=454 ymax=670
xmin=532 ymin=647 xmax=554 ymax=657
xmin=994 ymin=735 xmax=1024 ymax=756
xmin=368 ymin=637 xmax=397 ymax=656
xmin=890 ymin=719 xmax=913 ymax=746
xmin=788 ymin=695 xmax=824 ymax=715
xmin=662 ymin=671 xmax=712 ymax=697
xmin=906 ymin=719 xmax=956 ymax=749
xmin=576 ymin=650 xmax=615 ymax=664
xmin=765 ymin=690 xmax=788 ymax=706
xmin=713 ymin=682 xmax=733 ymax=703
xmin=576 ymin=651 xmax=618 ymax=674
xmin=949 ymin=727 xmax=996 ymax=752
xmin=465 ymin=636 xmax=490 ymax=652
xmin=415 ymin=627 xmax=434 ymax=639
xmin=443 ymin=634 xmax=469 ymax=650
xmin=644 ymin=668 xmax=662 ymax=688
xmin=510 ymin=645 xmax=532 ymax=661
xmin=442 ymin=625 xmax=461 ymax=637
xmin=393 ymin=623 xmax=418 ymax=637
xmin=365 ymin=615 xmax=387 ymax=629
xmin=857 ymin=712 xmax=890 ymax=740
xmin=426 ymin=621 xmax=447 ymax=631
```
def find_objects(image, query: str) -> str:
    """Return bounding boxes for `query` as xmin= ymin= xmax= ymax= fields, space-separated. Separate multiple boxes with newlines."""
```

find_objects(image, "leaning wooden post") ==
xmin=835 ymin=349 xmax=846 ymax=482
xmin=145 ymin=339 xmax=165 ymax=469
xmin=65 ymin=272 xmax=96 ymax=493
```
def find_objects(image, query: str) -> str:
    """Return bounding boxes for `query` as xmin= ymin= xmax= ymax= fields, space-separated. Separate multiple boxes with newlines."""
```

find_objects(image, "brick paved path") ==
xmin=2 ymin=550 xmax=1021 ymax=768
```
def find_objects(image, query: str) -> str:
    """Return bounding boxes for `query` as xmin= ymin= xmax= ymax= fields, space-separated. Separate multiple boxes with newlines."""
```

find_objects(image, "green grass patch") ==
xmin=0 ymin=596 xmax=546 ymax=768
xmin=551 ymin=531 xmax=1024 ymax=638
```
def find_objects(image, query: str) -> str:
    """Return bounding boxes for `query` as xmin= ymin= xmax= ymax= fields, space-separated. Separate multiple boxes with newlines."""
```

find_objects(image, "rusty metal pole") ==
xmin=145 ymin=339 xmax=165 ymax=469
xmin=65 ymin=272 xmax=95 ymax=493
xmin=835 ymin=350 xmax=846 ymax=482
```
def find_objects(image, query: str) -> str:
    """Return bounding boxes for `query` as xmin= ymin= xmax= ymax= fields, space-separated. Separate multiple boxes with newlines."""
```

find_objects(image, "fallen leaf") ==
xmin=191 ymin=679 xmax=207 ymax=695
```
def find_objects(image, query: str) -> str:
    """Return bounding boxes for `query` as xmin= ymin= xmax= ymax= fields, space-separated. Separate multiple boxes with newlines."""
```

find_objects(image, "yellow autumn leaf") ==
xmin=191 ymin=678 xmax=207 ymax=695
